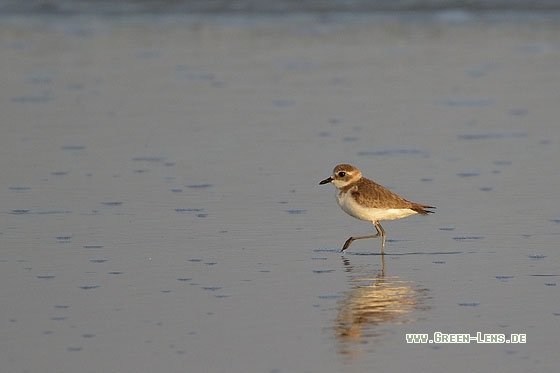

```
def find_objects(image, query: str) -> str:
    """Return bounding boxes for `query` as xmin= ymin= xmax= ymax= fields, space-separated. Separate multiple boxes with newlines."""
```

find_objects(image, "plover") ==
xmin=319 ymin=164 xmax=435 ymax=252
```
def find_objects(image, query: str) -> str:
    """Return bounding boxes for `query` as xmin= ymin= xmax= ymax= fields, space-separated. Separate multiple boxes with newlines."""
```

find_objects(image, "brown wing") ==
xmin=348 ymin=178 xmax=436 ymax=212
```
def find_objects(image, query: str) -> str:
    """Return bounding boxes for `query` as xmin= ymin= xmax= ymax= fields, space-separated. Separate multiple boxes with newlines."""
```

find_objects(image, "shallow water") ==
xmin=1 ymin=14 xmax=560 ymax=373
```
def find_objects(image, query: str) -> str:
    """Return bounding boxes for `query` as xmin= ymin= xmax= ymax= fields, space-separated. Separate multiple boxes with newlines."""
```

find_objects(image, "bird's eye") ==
xmin=338 ymin=171 xmax=346 ymax=177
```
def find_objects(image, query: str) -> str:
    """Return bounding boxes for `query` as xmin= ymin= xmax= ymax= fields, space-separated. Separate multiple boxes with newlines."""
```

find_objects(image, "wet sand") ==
xmin=1 ymin=14 xmax=560 ymax=372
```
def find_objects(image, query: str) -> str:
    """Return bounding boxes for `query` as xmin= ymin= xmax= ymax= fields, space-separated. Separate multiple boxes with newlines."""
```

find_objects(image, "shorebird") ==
xmin=319 ymin=164 xmax=435 ymax=252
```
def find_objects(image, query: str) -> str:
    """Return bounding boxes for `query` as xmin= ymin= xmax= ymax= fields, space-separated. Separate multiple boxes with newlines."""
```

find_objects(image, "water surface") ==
xmin=1 ymin=14 xmax=559 ymax=373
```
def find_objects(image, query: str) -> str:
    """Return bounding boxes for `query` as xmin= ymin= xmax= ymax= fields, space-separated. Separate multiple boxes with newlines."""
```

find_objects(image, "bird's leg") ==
xmin=374 ymin=221 xmax=386 ymax=253
xmin=341 ymin=221 xmax=386 ymax=252
xmin=341 ymin=234 xmax=379 ymax=252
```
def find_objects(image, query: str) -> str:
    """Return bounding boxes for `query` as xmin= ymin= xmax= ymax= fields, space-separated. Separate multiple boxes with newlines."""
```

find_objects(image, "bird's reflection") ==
xmin=334 ymin=254 xmax=431 ymax=357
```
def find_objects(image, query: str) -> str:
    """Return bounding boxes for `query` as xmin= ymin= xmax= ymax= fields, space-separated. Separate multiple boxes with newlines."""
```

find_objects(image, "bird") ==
xmin=319 ymin=164 xmax=435 ymax=252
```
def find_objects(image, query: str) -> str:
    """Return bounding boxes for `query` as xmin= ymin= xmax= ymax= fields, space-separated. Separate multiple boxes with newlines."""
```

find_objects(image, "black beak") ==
xmin=319 ymin=176 xmax=333 ymax=185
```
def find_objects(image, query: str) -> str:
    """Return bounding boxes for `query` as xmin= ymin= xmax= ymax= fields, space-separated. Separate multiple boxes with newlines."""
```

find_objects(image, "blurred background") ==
xmin=2 ymin=0 xmax=560 ymax=15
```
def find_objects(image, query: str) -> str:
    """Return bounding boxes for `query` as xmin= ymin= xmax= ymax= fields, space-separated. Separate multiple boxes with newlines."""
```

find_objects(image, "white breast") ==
xmin=337 ymin=190 xmax=417 ymax=222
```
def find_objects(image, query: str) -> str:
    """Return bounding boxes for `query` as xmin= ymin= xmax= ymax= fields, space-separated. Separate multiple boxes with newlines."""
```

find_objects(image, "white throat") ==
xmin=332 ymin=178 xmax=351 ymax=189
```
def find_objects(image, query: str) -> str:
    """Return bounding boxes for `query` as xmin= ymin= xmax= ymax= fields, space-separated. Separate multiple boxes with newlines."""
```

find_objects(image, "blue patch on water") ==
xmin=313 ymin=248 xmax=340 ymax=253
xmin=175 ymin=208 xmax=204 ymax=213
xmin=317 ymin=294 xmax=344 ymax=300
xmin=9 ymin=185 xmax=31 ymax=191
xmin=11 ymin=93 xmax=54 ymax=103
xmin=202 ymin=286 xmax=222 ymax=291
xmin=37 ymin=275 xmax=55 ymax=279
xmin=458 ymin=132 xmax=526 ymax=140
xmin=135 ymin=49 xmax=163 ymax=59
xmin=493 ymin=160 xmax=512 ymax=166
xmin=286 ymin=209 xmax=306 ymax=214
xmin=101 ymin=201 xmax=123 ymax=206
xmin=89 ymin=259 xmax=107 ymax=263
xmin=495 ymin=275 xmax=514 ymax=280
xmin=187 ymin=183 xmax=213 ymax=189
xmin=272 ymin=99 xmax=296 ymax=107
xmin=175 ymin=70 xmax=216 ymax=82
xmin=132 ymin=156 xmax=167 ymax=162
xmin=36 ymin=210 xmax=72 ymax=215
xmin=458 ymin=302 xmax=480 ymax=307
xmin=466 ymin=63 xmax=501 ymax=78
xmin=79 ymin=285 xmax=99 ymax=290
xmin=457 ymin=171 xmax=479 ymax=177
xmin=508 ymin=108 xmax=529 ymax=116
xmin=453 ymin=236 xmax=484 ymax=241
xmin=10 ymin=209 xmax=30 ymax=215
xmin=436 ymin=98 xmax=493 ymax=107
xmin=357 ymin=148 xmax=429 ymax=157
xmin=313 ymin=269 xmax=335 ymax=274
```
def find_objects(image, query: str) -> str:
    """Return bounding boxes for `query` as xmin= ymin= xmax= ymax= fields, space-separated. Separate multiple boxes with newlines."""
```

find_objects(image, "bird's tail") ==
xmin=411 ymin=204 xmax=436 ymax=215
